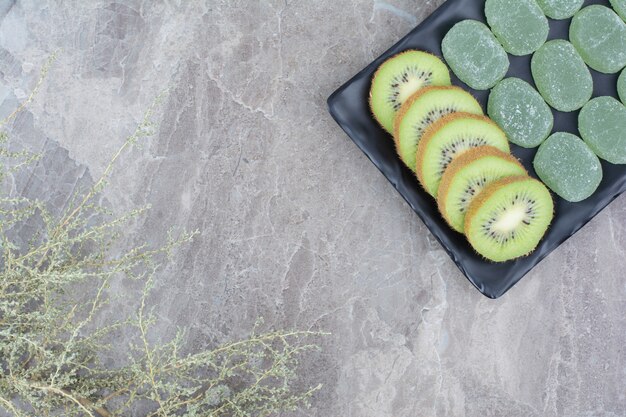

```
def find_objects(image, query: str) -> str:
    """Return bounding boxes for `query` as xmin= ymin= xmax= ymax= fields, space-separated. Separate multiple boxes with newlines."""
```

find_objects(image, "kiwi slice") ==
xmin=465 ymin=176 xmax=554 ymax=262
xmin=415 ymin=113 xmax=510 ymax=197
xmin=369 ymin=50 xmax=451 ymax=134
xmin=394 ymin=86 xmax=483 ymax=171
xmin=437 ymin=146 xmax=527 ymax=233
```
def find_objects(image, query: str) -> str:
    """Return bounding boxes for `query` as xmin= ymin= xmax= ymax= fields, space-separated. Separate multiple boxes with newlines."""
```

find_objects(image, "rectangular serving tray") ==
xmin=327 ymin=0 xmax=626 ymax=298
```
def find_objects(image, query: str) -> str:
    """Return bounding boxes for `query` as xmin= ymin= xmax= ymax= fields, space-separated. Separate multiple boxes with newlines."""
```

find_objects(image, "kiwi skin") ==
xmin=415 ymin=113 xmax=509 ymax=196
xmin=464 ymin=175 xmax=554 ymax=261
xmin=369 ymin=50 xmax=449 ymax=133
xmin=436 ymin=146 xmax=527 ymax=231
xmin=392 ymin=85 xmax=477 ymax=155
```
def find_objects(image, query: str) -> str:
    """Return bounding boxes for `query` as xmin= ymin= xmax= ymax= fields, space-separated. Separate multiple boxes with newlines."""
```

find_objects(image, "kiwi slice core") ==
xmin=465 ymin=176 xmax=554 ymax=262
xmin=369 ymin=50 xmax=451 ymax=133
xmin=416 ymin=113 xmax=510 ymax=197
xmin=394 ymin=86 xmax=483 ymax=171
xmin=437 ymin=146 xmax=527 ymax=233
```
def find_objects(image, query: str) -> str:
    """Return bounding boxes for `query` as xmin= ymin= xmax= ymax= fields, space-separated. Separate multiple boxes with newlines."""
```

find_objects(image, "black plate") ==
xmin=327 ymin=0 xmax=626 ymax=298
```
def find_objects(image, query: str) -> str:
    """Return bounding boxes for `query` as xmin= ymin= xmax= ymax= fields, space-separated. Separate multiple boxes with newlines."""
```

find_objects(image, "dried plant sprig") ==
xmin=0 ymin=50 xmax=59 ymax=129
xmin=0 ymin=58 xmax=324 ymax=417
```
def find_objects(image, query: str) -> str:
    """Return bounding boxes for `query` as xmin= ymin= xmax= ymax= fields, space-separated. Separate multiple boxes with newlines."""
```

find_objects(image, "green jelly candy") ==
xmin=578 ymin=96 xmax=626 ymax=164
xmin=488 ymin=78 xmax=553 ymax=148
xmin=610 ymin=0 xmax=626 ymax=21
xmin=536 ymin=0 xmax=584 ymax=19
xmin=570 ymin=5 xmax=626 ymax=74
xmin=531 ymin=40 xmax=593 ymax=112
xmin=533 ymin=132 xmax=603 ymax=202
xmin=485 ymin=0 xmax=549 ymax=56
xmin=442 ymin=20 xmax=509 ymax=90
xmin=618 ymin=69 xmax=626 ymax=105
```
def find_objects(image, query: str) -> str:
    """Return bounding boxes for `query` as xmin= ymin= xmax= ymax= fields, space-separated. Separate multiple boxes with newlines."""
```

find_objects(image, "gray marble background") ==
xmin=1 ymin=1 xmax=625 ymax=416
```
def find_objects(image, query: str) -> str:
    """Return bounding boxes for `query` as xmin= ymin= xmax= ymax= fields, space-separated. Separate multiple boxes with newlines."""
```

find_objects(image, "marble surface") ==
xmin=2 ymin=1 xmax=625 ymax=416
